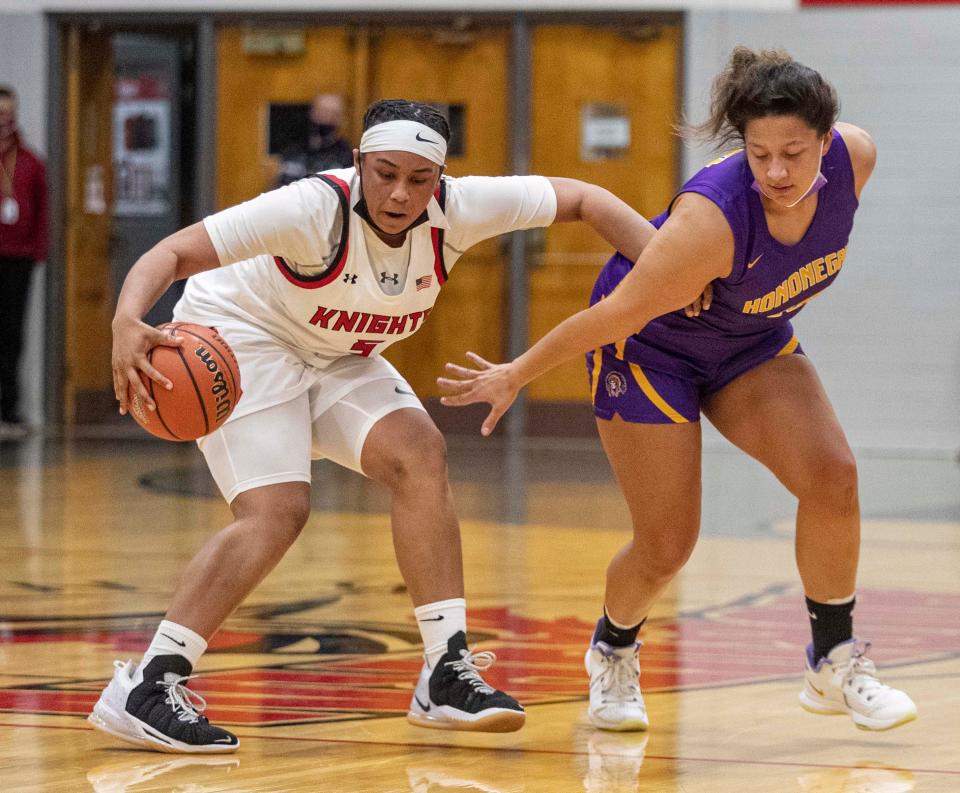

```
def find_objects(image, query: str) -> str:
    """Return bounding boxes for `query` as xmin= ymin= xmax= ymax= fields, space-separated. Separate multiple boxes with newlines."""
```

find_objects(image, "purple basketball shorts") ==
xmin=585 ymin=327 xmax=804 ymax=425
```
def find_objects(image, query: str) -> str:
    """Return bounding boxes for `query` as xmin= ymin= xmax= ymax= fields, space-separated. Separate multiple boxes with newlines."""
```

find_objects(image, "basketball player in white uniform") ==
xmin=91 ymin=100 xmax=656 ymax=753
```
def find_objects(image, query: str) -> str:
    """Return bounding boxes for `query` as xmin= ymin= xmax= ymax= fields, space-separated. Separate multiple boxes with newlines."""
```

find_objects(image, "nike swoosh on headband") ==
xmin=416 ymin=132 xmax=441 ymax=144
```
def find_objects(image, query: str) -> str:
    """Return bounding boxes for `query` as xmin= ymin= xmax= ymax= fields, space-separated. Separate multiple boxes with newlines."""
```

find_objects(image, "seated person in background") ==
xmin=275 ymin=92 xmax=354 ymax=186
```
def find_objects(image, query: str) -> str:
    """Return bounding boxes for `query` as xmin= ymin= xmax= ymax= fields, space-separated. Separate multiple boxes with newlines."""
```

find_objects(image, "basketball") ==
xmin=128 ymin=322 xmax=242 ymax=441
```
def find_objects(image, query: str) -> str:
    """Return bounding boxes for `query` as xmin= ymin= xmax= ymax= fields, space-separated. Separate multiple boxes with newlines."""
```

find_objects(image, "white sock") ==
xmin=415 ymin=597 xmax=466 ymax=669
xmin=141 ymin=619 xmax=208 ymax=671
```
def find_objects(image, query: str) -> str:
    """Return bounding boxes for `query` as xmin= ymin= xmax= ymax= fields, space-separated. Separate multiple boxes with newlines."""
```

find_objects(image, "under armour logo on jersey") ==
xmin=342 ymin=273 xmax=358 ymax=284
xmin=380 ymin=272 xmax=399 ymax=285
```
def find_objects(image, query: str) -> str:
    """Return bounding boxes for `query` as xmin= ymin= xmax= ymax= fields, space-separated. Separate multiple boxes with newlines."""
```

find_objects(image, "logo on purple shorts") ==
xmin=605 ymin=372 xmax=628 ymax=398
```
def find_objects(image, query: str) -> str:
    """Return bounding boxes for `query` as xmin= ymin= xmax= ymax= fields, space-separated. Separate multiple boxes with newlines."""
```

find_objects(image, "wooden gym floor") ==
xmin=0 ymin=430 xmax=957 ymax=792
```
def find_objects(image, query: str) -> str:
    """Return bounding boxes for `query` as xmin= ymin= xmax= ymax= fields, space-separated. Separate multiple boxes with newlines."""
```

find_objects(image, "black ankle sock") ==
xmin=593 ymin=612 xmax=645 ymax=648
xmin=806 ymin=595 xmax=855 ymax=663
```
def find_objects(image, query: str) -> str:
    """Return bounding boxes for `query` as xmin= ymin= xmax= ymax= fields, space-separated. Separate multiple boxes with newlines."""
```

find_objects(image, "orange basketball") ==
xmin=128 ymin=323 xmax=243 ymax=441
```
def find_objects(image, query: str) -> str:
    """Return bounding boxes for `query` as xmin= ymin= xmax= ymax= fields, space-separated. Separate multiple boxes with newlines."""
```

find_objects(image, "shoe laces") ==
xmin=595 ymin=646 xmax=641 ymax=703
xmin=446 ymin=649 xmax=497 ymax=695
xmin=156 ymin=674 xmax=208 ymax=724
xmin=840 ymin=641 xmax=888 ymax=702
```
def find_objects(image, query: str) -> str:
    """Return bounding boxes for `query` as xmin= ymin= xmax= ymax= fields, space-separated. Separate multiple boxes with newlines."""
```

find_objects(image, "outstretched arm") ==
xmin=440 ymin=193 xmax=734 ymax=435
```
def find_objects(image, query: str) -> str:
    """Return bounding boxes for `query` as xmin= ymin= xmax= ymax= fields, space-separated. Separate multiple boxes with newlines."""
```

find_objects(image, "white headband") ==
xmin=359 ymin=120 xmax=447 ymax=166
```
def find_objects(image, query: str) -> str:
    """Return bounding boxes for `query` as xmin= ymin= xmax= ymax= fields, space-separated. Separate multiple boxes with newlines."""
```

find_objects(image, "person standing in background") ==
xmin=275 ymin=92 xmax=354 ymax=186
xmin=0 ymin=84 xmax=47 ymax=439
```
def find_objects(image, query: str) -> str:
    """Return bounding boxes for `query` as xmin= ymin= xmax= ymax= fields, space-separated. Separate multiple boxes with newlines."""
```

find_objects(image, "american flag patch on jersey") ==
xmin=416 ymin=275 xmax=433 ymax=291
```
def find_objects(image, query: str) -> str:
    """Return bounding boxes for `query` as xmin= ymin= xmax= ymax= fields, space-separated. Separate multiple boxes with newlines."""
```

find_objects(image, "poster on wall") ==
xmin=580 ymin=102 xmax=631 ymax=162
xmin=113 ymin=74 xmax=171 ymax=217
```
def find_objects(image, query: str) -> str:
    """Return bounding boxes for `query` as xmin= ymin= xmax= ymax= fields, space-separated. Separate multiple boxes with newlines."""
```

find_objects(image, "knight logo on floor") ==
xmin=0 ymin=587 xmax=954 ymax=726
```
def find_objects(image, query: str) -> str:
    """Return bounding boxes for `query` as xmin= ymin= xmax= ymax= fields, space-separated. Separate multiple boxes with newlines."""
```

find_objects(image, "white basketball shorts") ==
xmin=196 ymin=353 xmax=425 ymax=504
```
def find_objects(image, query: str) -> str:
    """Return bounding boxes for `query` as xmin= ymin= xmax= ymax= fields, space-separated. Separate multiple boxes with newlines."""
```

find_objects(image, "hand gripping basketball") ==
xmin=127 ymin=323 xmax=243 ymax=441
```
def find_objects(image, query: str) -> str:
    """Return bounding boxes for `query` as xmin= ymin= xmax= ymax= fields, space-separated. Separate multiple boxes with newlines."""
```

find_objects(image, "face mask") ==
xmin=309 ymin=121 xmax=336 ymax=139
xmin=751 ymin=140 xmax=827 ymax=208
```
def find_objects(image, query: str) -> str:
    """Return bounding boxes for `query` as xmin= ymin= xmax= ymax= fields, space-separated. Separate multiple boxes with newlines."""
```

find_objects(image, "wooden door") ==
xmin=369 ymin=25 xmax=510 ymax=397
xmin=63 ymin=26 xmax=115 ymax=423
xmin=214 ymin=24 xmax=509 ymax=398
xmin=529 ymin=23 xmax=681 ymax=401
xmin=215 ymin=26 xmax=356 ymax=209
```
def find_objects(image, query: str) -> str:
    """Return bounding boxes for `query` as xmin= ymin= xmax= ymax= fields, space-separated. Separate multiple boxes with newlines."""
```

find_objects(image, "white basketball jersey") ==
xmin=176 ymin=168 xmax=556 ymax=370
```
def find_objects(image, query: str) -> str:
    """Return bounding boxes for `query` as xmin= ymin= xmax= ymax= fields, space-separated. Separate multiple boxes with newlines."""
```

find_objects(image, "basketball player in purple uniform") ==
xmin=440 ymin=48 xmax=917 ymax=732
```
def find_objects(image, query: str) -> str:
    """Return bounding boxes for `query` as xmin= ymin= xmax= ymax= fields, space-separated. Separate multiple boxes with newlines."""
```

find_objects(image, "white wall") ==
xmin=0 ymin=12 xmax=46 ymax=426
xmin=685 ymin=9 xmax=960 ymax=453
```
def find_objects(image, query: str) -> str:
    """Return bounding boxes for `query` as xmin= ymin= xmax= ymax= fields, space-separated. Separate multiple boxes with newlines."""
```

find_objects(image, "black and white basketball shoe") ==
xmin=88 ymin=655 xmax=239 ymax=753
xmin=407 ymin=631 xmax=525 ymax=732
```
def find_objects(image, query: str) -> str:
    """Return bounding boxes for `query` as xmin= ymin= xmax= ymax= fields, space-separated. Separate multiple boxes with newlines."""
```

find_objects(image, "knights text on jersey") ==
xmin=175 ymin=168 xmax=557 ymax=367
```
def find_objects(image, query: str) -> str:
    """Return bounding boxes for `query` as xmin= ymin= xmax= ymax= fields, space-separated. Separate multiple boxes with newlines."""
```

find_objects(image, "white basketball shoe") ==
xmin=799 ymin=639 xmax=917 ymax=731
xmin=585 ymin=641 xmax=649 ymax=731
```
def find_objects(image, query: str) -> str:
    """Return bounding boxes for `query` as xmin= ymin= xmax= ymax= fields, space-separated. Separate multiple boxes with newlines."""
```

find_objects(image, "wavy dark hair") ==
xmin=689 ymin=46 xmax=839 ymax=148
xmin=362 ymin=99 xmax=451 ymax=142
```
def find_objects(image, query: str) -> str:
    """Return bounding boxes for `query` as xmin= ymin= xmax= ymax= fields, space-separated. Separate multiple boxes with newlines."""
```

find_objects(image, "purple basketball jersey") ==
xmin=594 ymin=128 xmax=858 ymax=357
xmin=587 ymin=128 xmax=859 ymax=422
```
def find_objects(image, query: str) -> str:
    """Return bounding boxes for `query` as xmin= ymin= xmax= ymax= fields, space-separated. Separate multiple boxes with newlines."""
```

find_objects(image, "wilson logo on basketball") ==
xmin=129 ymin=393 xmax=148 ymax=425
xmin=195 ymin=345 xmax=233 ymax=423
xmin=127 ymin=323 xmax=243 ymax=442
